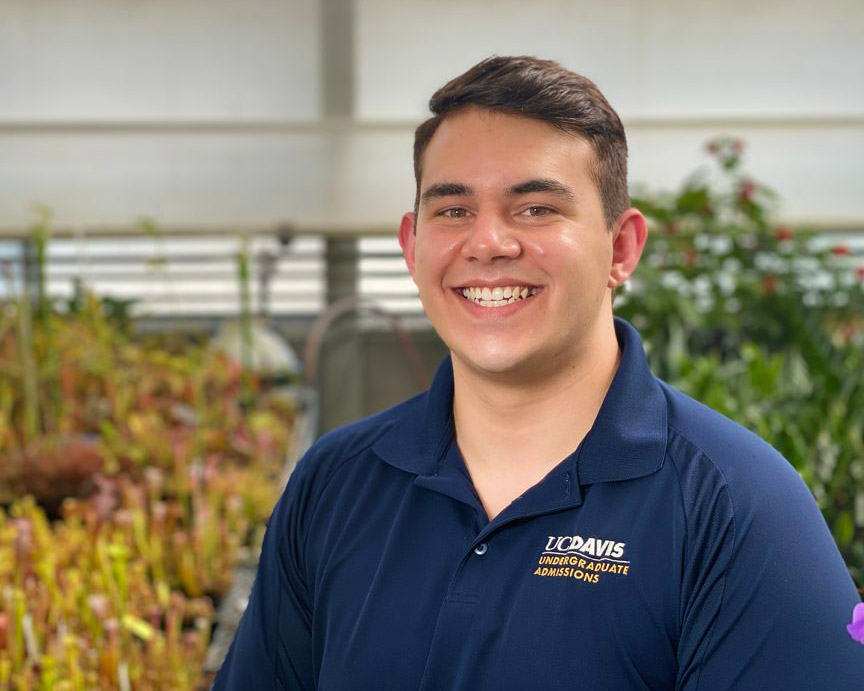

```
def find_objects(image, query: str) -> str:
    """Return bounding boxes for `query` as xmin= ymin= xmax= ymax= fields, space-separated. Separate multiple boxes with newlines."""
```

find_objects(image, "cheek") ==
xmin=413 ymin=252 xmax=437 ymax=283
xmin=523 ymin=235 xmax=591 ymax=278
xmin=414 ymin=235 xmax=461 ymax=277
xmin=555 ymin=234 xmax=613 ymax=278
xmin=523 ymin=235 xmax=549 ymax=260
xmin=412 ymin=253 xmax=445 ymax=295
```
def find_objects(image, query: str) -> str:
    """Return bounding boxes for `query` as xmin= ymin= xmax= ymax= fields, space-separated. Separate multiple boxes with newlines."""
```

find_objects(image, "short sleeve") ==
xmin=675 ymin=449 xmax=864 ymax=691
xmin=213 ymin=454 xmax=317 ymax=691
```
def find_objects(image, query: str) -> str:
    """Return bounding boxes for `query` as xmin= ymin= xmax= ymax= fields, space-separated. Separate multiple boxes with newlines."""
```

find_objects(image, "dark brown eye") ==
xmin=441 ymin=208 xmax=468 ymax=218
xmin=525 ymin=206 xmax=552 ymax=216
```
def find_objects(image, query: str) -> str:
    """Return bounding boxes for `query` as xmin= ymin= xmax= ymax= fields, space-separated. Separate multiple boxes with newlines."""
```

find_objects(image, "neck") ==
xmin=452 ymin=317 xmax=621 ymax=476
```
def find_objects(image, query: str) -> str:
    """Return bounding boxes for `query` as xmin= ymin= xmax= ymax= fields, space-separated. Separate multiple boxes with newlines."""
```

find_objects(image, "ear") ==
xmin=608 ymin=208 xmax=647 ymax=289
xmin=398 ymin=212 xmax=417 ymax=281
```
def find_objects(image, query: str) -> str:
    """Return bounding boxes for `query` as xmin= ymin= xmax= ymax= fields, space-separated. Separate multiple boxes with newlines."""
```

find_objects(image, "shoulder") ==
xmin=657 ymin=379 xmax=802 ymax=490
xmin=290 ymin=391 xmax=426 ymax=490
xmin=267 ymin=391 xmax=428 ymax=551
xmin=655 ymin=379 xmax=820 ymax=542
xmin=653 ymin=386 xmax=863 ymax=687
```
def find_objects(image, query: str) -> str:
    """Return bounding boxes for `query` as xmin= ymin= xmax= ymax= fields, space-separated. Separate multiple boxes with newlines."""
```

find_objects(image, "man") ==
xmin=215 ymin=56 xmax=864 ymax=689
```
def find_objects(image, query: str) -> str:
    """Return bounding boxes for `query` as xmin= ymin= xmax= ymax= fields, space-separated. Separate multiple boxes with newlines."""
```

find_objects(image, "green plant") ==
xmin=0 ymin=284 xmax=296 ymax=688
xmin=235 ymin=237 xmax=255 ymax=407
xmin=1 ymin=496 xmax=216 ymax=690
xmin=619 ymin=137 xmax=864 ymax=584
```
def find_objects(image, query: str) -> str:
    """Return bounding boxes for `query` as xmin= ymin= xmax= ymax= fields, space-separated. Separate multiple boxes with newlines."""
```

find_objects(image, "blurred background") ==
xmin=1 ymin=1 xmax=862 ymax=688
xmin=2 ymin=0 xmax=863 ymax=428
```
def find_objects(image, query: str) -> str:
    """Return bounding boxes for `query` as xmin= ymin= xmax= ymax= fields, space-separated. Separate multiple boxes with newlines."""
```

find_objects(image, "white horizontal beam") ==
xmin=1 ymin=114 xmax=864 ymax=136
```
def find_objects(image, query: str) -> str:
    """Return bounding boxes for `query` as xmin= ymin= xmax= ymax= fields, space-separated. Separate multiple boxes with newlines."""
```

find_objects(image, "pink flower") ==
xmin=848 ymin=603 xmax=864 ymax=644
xmin=88 ymin=594 xmax=110 ymax=620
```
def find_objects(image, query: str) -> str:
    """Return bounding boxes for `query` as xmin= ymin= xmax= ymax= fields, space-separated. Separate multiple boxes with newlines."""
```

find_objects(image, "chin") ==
xmin=450 ymin=343 xmax=531 ymax=377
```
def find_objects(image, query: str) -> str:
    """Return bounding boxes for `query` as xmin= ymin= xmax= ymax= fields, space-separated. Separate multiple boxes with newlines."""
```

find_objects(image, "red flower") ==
xmin=831 ymin=245 xmax=851 ymax=256
xmin=684 ymin=249 xmax=698 ymax=267
xmin=762 ymin=275 xmax=777 ymax=294
xmin=857 ymin=266 xmax=864 ymax=281
xmin=774 ymin=227 xmax=794 ymax=242
xmin=738 ymin=179 xmax=756 ymax=202
xmin=731 ymin=139 xmax=745 ymax=155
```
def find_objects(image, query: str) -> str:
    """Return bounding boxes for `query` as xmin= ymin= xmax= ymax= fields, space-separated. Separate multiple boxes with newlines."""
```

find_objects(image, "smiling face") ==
xmin=400 ymin=107 xmax=644 ymax=382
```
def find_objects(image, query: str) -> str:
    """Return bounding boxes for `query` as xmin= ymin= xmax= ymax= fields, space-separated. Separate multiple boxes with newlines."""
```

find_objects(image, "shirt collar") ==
xmin=372 ymin=318 xmax=667 ymax=487
xmin=577 ymin=318 xmax=668 ymax=485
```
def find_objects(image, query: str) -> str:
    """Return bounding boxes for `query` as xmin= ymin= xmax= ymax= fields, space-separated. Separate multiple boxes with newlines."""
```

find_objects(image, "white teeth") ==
xmin=460 ymin=285 xmax=538 ymax=307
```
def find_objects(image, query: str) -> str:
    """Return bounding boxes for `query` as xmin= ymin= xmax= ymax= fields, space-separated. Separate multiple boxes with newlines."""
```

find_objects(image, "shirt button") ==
xmin=474 ymin=543 xmax=488 ymax=556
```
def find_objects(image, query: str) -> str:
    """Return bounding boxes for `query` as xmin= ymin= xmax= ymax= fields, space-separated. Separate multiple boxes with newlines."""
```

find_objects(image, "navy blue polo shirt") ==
xmin=214 ymin=320 xmax=864 ymax=690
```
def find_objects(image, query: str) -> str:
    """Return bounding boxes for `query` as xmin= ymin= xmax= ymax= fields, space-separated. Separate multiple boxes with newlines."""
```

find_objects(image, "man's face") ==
xmin=400 ymin=107 xmax=626 ymax=381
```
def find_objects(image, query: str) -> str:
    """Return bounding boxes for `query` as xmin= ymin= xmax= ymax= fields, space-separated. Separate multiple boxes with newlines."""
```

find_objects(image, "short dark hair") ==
xmin=413 ymin=55 xmax=629 ymax=228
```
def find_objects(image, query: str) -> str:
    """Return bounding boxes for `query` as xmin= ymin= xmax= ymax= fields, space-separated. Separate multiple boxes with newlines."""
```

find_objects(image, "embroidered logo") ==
xmin=533 ymin=534 xmax=631 ymax=584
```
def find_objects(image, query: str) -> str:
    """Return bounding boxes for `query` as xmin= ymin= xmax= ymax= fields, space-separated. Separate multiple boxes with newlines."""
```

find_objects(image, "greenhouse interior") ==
xmin=1 ymin=0 xmax=864 ymax=688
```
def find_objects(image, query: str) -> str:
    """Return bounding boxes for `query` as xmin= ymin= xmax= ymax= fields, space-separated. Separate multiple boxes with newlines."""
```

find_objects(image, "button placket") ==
xmin=444 ymin=535 xmax=495 ymax=603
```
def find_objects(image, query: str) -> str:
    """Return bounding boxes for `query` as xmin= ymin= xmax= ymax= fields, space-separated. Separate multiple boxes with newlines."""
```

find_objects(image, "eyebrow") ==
xmin=420 ymin=182 xmax=474 ymax=204
xmin=420 ymin=178 xmax=578 ymax=205
xmin=507 ymin=178 xmax=577 ymax=201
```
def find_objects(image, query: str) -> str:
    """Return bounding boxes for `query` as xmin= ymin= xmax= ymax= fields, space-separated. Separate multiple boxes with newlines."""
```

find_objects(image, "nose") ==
xmin=460 ymin=213 xmax=521 ymax=263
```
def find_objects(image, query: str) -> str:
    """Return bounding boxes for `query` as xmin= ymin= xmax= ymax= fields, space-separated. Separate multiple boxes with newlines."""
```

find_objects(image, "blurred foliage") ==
xmin=0 ymin=281 xmax=295 ymax=688
xmin=618 ymin=137 xmax=864 ymax=586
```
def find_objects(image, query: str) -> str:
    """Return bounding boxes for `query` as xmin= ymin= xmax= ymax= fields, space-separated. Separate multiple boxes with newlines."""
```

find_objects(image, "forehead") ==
xmin=419 ymin=108 xmax=596 ymax=191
